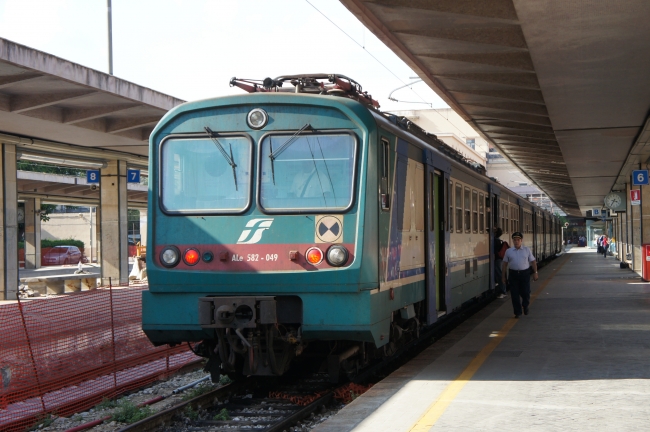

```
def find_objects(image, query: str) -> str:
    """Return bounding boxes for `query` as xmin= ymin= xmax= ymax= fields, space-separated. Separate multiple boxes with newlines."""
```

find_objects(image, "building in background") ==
xmin=391 ymin=109 xmax=563 ymax=215
xmin=391 ymin=109 xmax=488 ymax=166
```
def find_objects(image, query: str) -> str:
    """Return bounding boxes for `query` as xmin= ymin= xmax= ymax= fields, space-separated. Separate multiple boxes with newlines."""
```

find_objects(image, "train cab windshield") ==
xmin=160 ymin=135 xmax=253 ymax=213
xmin=259 ymin=132 xmax=356 ymax=212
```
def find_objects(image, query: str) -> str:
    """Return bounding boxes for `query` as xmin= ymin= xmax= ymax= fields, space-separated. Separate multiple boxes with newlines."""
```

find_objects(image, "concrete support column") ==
xmin=95 ymin=207 xmax=101 ymax=264
xmin=139 ymin=209 xmax=147 ymax=247
xmin=0 ymin=144 xmax=18 ymax=300
xmin=630 ymin=183 xmax=642 ymax=273
xmin=24 ymin=197 xmax=41 ymax=269
xmin=100 ymin=160 xmax=128 ymax=285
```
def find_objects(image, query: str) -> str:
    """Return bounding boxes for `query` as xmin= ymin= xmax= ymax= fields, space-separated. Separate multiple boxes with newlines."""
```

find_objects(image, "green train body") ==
xmin=143 ymin=77 xmax=561 ymax=379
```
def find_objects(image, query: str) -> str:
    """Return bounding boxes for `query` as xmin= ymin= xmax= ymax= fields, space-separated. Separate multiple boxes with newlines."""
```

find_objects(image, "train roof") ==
xmin=154 ymin=77 xmax=558 ymax=220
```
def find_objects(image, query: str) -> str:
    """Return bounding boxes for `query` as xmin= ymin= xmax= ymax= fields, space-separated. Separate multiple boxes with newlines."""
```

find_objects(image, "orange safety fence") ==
xmin=0 ymin=284 xmax=197 ymax=432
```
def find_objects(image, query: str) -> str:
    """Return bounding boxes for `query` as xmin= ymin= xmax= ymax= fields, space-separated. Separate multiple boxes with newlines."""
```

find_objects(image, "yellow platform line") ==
xmin=409 ymin=255 xmax=569 ymax=432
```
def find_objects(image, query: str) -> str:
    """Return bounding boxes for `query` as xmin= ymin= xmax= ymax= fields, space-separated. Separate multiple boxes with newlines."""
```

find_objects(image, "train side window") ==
xmin=464 ymin=186 xmax=471 ymax=233
xmin=380 ymin=138 xmax=390 ymax=211
xmin=472 ymin=190 xmax=478 ymax=233
xmin=415 ymin=164 xmax=425 ymax=231
xmin=431 ymin=173 xmax=435 ymax=230
xmin=447 ymin=178 xmax=452 ymax=232
xmin=402 ymin=160 xmax=413 ymax=231
xmin=479 ymin=192 xmax=485 ymax=233
xmin=455 ymin=183 xmax=462 ymax=232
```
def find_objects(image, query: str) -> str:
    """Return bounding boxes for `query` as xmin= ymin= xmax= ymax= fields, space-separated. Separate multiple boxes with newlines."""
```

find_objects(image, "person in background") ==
xmin=502 ymin=232 xmax=538 ymax=318
xmin=493 ymin=227 xmax=506 ymax=299
xmin=602 ymin=235 xmax=609 ymax=258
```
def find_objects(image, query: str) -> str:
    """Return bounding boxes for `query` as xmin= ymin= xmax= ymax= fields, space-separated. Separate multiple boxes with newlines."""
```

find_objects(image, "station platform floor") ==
xmin=314 ymin=246 xmax=650 ymax=431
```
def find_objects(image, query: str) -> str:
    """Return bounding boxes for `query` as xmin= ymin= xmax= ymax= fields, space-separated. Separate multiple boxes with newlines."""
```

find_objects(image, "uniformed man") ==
xmin=501 ymin=231 xmax=538 ymax=318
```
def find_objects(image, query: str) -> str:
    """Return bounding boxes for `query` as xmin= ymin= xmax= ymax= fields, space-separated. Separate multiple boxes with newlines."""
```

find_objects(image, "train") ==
xmin=142 ymin=74 xmax=561 ymax=381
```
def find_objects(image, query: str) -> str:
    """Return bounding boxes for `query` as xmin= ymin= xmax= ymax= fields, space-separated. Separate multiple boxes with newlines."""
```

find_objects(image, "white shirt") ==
xmin=503 ymin=245 xmax=536 ymax=271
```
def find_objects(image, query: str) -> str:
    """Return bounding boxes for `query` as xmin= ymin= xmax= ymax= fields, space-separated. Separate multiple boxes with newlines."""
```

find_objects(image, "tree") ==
xmin=39 ymin=204 xmax=57 ymax=222
xmin=17 ymin=161 xmax=86 ymax=177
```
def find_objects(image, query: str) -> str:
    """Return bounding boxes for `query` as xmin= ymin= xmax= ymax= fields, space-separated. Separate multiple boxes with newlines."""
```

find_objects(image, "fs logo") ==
xmin=237 ymin=218 xmax=274 ymax=244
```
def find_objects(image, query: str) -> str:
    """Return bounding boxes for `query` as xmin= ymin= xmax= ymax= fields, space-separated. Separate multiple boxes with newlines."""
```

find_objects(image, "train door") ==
xmin=425 ymin=166 xmax=445 ymax=324
xmin=399 ymin=158 xmax=425 ymax=274
xmin=489 ymin=184 xmax=500 ymax=292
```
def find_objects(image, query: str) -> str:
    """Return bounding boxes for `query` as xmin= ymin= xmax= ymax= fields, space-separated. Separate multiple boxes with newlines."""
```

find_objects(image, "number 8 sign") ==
xmin=86 ymin=170 xmax=100 ymax=184
xmin=632 ymin=170 xmax=649 ymax=185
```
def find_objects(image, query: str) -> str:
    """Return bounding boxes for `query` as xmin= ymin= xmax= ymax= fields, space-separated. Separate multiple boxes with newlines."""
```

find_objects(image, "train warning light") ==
xmin=305 ymin=247 xmax=323 ymax=265
xmin=183 ymin=248 xmax=201 ymax=266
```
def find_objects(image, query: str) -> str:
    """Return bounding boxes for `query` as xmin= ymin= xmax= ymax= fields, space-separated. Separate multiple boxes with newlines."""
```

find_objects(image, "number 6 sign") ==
xmin=632 ymin=170 xmax=648 ymax=185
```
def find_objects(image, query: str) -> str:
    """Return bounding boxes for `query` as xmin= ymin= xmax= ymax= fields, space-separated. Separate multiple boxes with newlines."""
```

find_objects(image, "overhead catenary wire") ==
xmin=304 ymin=1 xmax=469 ymax=140
xmin=304 ymin=0 xmax=432 ymax=106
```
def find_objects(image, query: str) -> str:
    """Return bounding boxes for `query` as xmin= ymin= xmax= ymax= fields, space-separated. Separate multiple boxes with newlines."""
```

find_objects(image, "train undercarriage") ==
xmin=194 ymin=295 xmax=425 ymax=383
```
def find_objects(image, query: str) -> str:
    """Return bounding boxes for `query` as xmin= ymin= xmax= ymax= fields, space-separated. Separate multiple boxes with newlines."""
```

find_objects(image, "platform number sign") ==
xmin=633 ymin=170 xmax=649 ymax=185
xmin=86 ymin=170 xmax=100 ymax=184
xmin=592 ymin=208 xmax=600 ymax=216
xmin=127 ymin=169 xmax=140 ymax=183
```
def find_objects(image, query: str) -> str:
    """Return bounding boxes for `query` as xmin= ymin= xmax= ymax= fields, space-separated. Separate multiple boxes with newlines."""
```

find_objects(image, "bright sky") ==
xmin=0 ymin=0 xmax=448 ymax=112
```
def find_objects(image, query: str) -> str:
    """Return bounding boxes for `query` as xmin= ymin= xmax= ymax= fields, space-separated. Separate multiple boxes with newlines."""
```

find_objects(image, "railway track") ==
xmin=118 ymin=285 xmax=525 ymax=431
xmin=119 ymin=374 xmax=341 ymax=432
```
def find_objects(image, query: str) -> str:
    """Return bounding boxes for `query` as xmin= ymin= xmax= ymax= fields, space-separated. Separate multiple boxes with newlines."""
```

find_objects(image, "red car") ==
xmin=43 ymin=246 xmax=84 ymax=265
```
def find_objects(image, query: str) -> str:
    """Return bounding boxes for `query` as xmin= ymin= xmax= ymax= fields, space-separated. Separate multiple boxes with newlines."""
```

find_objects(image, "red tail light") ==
xmin=183 ymin=248 xmax=200 ymax=266
xmin=305 ymin=247 xmax=323 ymax=265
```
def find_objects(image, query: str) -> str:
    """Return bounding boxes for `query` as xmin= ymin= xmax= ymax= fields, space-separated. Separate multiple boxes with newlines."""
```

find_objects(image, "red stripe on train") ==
xmin=154 ymin=243 xmax=354 ymax=271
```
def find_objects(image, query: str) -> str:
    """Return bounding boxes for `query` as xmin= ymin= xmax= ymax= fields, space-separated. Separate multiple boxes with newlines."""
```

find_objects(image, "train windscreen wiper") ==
xmin=204 ymin=127 xmax=238 ymax=191
xmin=268 ymin=123 xmax=311 ymax=184
xmin=305 ymin=136 xmax=331 ymax=207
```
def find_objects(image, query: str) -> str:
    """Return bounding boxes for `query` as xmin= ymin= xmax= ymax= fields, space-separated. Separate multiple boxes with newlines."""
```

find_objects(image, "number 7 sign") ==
xmin=127 ymin=169 xmax=141 ymax=183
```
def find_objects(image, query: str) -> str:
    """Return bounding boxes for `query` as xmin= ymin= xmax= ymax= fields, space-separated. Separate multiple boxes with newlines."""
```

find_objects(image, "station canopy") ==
xmin=0 ymin=37 xmax=185 ymax=205
xmin=341 ymin=0 xmax=650 ymax=216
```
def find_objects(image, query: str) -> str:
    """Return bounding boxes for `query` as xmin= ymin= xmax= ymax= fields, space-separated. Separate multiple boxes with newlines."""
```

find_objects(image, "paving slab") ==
xmin=314 ymin=248 xmax=650 ymax=432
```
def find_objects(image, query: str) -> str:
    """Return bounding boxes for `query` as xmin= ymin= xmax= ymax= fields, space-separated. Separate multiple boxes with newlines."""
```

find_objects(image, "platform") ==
xmin=314 ymin=247 xmax=650 ymax=431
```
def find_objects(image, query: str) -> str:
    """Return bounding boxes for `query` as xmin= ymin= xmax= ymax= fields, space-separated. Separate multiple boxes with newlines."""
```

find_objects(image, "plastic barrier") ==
xmin=0 ymin=284 xmax=196 ymax=432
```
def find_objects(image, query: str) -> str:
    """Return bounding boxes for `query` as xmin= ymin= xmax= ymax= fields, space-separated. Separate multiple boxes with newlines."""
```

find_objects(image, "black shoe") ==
xmin=524 ymin=307 xmax=529 ymax=315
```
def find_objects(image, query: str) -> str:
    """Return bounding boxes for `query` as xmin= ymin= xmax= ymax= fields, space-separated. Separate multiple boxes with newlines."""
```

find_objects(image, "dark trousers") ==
xmin=509 ymin=268 xmax=531 ymax=316
xmin=603 ymin=245 xmax=609 ymax=257
xmin=495 ymin=259 xmax=505 ymax=294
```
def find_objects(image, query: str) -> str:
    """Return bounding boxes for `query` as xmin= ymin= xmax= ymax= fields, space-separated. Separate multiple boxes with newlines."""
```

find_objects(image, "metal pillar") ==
xmin=100 ymin=160 xmax=128 ymax=285
xmin=24 ymin=197 xmax=41 ymax=269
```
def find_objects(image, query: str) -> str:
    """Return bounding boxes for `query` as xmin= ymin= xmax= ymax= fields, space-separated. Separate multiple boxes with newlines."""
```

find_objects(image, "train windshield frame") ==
xmin=158 ymin=133 xmax=254 ymax=214
xmin=257 ymin=130 xmax=358 ymax=214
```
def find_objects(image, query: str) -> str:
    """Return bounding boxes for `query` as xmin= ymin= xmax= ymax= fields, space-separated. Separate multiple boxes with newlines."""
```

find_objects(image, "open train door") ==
xmin=424 ymin=151 xmax=450 ymax=325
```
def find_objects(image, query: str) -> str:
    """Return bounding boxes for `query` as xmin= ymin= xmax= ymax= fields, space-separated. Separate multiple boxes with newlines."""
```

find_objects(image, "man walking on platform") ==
xmin=502 ymin=232 xmax=538 ymax=318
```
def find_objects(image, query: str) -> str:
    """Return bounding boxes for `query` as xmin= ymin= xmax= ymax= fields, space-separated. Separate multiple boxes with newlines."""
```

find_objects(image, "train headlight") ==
xmin=305 ymin=247 xmax=324 ymax=265
xmin=183 ymin=248 xmax=201 ymax=266
xmin=247 ymin=108 xmax=268 ymax=129
xmin=326 ymin=245 xmax=348 ymax=267
xmin=160 ymin=246 xmax=180 ymax=268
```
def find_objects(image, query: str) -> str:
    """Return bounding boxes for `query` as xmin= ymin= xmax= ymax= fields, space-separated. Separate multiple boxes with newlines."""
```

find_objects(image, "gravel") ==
xmin=33 ymin=367 xmax=218 ymax=431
